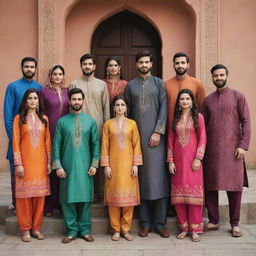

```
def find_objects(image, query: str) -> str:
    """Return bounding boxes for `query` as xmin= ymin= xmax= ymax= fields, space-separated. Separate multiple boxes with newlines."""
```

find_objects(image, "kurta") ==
xmin=12 ymin=114 xmax=51 ymax=198
xmin=52 ymin=113 xmax=100 ymax=204
xmin=4 ymin=78 xmax=43 ymax=160
xmin=165 ymin=76 xmax=206 ymax=122
xmin=103 ymin=79 xmax=127 ymax=103
xmin=101 ymin=118 xmax=142 ymax=207
xmin=70 ymin=76 xmax=110 ymax=137
xmin=40 ymin=87 xmax=69 ymax=140
xmin=167 ymin=113 xmax=206 ymax=205
xmin=203 ymin=87 xmax=251 ymax=191
xmin=124 ymin=75 xmax=169 ymax=200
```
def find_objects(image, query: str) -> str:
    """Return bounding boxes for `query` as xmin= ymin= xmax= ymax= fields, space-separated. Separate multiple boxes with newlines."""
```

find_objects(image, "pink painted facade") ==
xmin=0 ymin=0 xmax=255 ymax=170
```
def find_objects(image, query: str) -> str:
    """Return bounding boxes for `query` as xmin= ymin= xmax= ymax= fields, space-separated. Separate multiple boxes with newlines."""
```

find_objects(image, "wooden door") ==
xmin=91 ymin=11 xmax=162 ymax=81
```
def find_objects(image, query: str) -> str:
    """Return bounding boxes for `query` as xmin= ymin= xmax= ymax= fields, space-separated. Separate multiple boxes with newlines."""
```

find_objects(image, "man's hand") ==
xmin=192 ymin=158 xmax=201 ymax=171
xmin=148 ymin=133 xmax=160 ymax=147
xmin=168 ymin=162 xmax=176 ymax=175
xmin=235 ymin=147 xmax=246 ymax=159
xmin=104 ymin=166 xmax=112 ymax=179
xmin=131 ymin=165 xmax=138 ymax=177
xmin=56 ymin=168 xmax=66 ymax=178
xmin=16 ymin=165 xmax=24 ymax=178
xmin=88 ymin=167 xmax=97 ymax=176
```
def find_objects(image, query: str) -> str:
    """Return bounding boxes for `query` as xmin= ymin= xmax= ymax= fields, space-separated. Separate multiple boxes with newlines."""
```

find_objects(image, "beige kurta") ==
xmin=70 ymin=76 xmax=110 ymax=137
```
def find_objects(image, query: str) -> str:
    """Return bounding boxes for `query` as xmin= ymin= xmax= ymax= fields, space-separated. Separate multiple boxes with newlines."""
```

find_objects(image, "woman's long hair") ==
xmin=104 ymin=56 xmax=123 ymax=79
xmin=172 ymin=89 xmax=198 ymax=131
xmin=19 ymin=88 xmax=47 ymax=126
xmin=111 ymin=95 xmax=129 ymax=118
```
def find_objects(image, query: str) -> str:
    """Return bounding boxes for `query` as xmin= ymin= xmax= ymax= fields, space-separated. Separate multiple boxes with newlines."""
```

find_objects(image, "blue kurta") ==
xmin=4 ymin=78 xmax=43 ymax=160
xmin=52 ymin=112 xmax=100 ymax=204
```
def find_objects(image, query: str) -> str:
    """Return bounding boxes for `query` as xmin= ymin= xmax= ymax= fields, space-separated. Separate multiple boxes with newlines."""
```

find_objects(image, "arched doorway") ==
xmin=91 ymin=10 xmax=162 ymax=81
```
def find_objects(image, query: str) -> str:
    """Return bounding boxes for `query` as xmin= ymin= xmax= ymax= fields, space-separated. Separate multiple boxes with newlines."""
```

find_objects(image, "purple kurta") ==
xmin=203 ymin=87 xmax=250 ymax=191
xmin=40 ymin=87 xmax=70 ymax=141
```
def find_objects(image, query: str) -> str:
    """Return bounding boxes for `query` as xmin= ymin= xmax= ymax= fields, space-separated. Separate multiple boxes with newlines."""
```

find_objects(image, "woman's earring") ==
xmin=36 ymin=105 xmax=39 ymax=112
xmin=179 ymin=105 xmax=181 ymax=111
xmin=124 ymin=111 xmax=128 ymax=117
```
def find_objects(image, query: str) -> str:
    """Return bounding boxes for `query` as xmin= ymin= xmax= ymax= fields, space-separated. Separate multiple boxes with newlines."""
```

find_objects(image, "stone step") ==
xmin=5 ymin=202 xmax=256 ymax=235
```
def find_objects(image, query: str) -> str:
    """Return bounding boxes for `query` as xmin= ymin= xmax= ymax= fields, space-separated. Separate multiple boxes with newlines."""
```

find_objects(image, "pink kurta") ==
xmin=103 ymin=79 xmax=127 ymax=103
xmin=167 ymin=113 xmax=206 ymax=205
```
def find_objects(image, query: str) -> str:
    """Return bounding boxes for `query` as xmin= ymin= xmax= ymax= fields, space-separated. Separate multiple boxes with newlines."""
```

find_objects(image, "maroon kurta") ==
xmin=203 ymin=87 xmax=250 ymax=191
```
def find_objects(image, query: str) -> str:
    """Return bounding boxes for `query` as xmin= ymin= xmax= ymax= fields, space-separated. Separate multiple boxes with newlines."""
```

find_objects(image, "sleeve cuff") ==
xmin=91 ymin=159 xmax=99 ymax=168
xmin=133 ymin=154 xmax=143 ymax=166
xmin=52 ymin=159 xmax=62 ymax=170
xmin=100 ymin=155 xmax=109 ymax=167
xmin=13 ymin=152 xmax=22 ymax=166
xmin=154 ymin=120 xmax=166 ymax=135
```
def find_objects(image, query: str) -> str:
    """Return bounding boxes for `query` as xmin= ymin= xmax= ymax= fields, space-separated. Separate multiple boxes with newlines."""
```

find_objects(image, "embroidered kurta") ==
xmin=101 ymin=118 xmax=142 ymax=207
xmin=167 ymin=113 xmax=206 ymax=205
xmin=12 ymin=114 xmax=51 ymax=198
xmin=70 ymin=76 xmax=110 ymax=137
xmin=125 ymin=75 xmax=169 ymax=200
xmin=165 ymin=76 xmax=206 ymax=122
xmin=4 ymin=78 xmax=43 ymax=160
xmin=52 ymin=113 xmax=100 ymax=204
xmin=40 ymin=87 xmax=69 ymax=141
xmin=103 ymin=79 xmax=127 ymax=103
xmin=203 ymin=87 xmax=251 ymax=191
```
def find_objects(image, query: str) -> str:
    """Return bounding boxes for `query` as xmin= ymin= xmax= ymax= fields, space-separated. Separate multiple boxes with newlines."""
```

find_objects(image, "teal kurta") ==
xmin=52 ymin=112 xmax=100 ymax=204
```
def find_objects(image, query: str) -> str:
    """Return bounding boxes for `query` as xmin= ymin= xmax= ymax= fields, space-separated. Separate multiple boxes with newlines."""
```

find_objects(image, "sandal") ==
xmin=81 ymin=235 xmax=94 ymax=242
xmin=21 ymin=235 xmax=31 ymax=242
xmin=62 ymin=236 xmax=75 ymax=243
xmin=121 ymin=232 xmax=133 ymax=241
xmin=204 ymin=222 xmax=219 ymax=231
xmin=231 ymin=227 xmax=242 ymax=238
xmin=31 ymin=231 xmax=45 ymax=240
xmin=191 ymin=233 xmax=201 ymax=242
xmin=176 ymin=232 xmax=188 ymax=239
xmin=111 ymin=232 xmax=120 ymax=241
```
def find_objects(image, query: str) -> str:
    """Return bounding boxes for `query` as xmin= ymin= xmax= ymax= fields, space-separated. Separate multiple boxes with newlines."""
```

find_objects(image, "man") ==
xmin=52 ymin=88 xmax=100 ymax=243
xmin=165 ymin=52 xmax=206 ymax=122
xmin=203 ymin=64 xmax=251 ymax=237
xmin=124 ymin=50 xmax=169 ymax=238
xmin=70 ymin=53 xmax=110 ymax=200
xmin=4 ymin=57 xmax=43 ymax=211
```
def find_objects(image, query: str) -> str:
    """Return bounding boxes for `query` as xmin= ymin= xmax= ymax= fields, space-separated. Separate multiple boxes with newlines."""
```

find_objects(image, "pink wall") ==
xmin=219 ymin=0 xmax=256 ymax=166
xmin=0 ymin=0 xmax=39 ymax=171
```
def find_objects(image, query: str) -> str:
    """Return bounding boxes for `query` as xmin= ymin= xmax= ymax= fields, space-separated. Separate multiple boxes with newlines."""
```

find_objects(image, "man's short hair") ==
xmin=173 ymin=52 xmax=189 ymax=63
xmin=135 ymin=50 xmax=153 ymax=62
xmin=21 ymin=57 xmax=37 ymax=68
xmin=68 ymin=88 xmax=85 ymax=100
xmin=211 ymin=64 xmax=229 ymax=75
xmin=80 ymin=53 xmax=96 ymax=65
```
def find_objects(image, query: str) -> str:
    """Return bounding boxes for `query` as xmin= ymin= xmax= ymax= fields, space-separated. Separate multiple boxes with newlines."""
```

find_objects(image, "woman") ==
xmin=103 ymin=56 xmax=127 ymax=103
xmin=13 ymin=88 xmax=51 ymax=242
xmin=101 ymin=95 xmax=142 ymax=241
xmin=40 ymin=64 xmax=69 ymax=216
xmin=167 ymin=89 xmax=206 ymax=242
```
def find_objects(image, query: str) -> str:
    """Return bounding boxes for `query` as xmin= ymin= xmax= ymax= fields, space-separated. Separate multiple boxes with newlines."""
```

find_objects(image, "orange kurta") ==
xmin=100 ymin=118 xmax=142 ymax=207
xmin=165 ymin=75 xmax=206 ymax=122
xmin=12 ymin=114 xmax=51 ymax=198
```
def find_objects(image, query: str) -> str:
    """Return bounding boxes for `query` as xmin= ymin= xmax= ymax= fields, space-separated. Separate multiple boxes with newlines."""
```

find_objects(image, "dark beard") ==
xmin=175 ymin=68 xmax=187 ymax=76
xmin=70 ymin=105 xmax=82 ymax=111
xmin=82 ymin=70 xmax=94 ymax=76
xmin=22 ymin=71 xmax=35 ymax=79
xmin=213 ymin=79 xmax=227 ymax=88
xmin=138 ymin=67 xmax=150 ymax=75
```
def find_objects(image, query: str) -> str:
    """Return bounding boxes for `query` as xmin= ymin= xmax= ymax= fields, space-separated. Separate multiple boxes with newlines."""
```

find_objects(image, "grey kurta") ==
xmin=124 ymin=75 xmax=169 ymax=200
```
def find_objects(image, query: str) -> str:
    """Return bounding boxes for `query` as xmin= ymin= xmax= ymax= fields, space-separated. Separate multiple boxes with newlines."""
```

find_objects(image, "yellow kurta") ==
xmin=101 ymin=118 xmax=142 ymax=207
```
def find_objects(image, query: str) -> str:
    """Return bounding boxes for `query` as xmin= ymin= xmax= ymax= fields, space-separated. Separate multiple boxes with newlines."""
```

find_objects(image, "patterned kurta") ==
xmin=165 ymin=76 xmax=206 ymax=123
xmin=12 ymin=114 xmax=51 ymax=198
xmin=167 ymin=113 xmax=206 ymax=205
xmin=101 ymin=118 xmax=142 ymax=207
xmin=52 ymin=113 xmax=100 ymax=203
xmin=203 ymin=87 xmax=251 ymax=191
xmin=70 ymin=76 xmax=110 ymax=137
xmin=103 ymin=79 xmax=127 ymax=103
xmin=125 ymin=75 xmax=169 ymax=200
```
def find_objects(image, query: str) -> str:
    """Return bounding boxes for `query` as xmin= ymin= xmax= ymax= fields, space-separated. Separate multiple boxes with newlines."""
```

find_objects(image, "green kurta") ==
xmin=52 ymin=112 xmax=100 ymax=204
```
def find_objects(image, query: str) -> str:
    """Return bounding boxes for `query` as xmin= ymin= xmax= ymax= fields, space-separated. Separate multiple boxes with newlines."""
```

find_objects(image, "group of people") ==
xmin=3 ymin=51 xmax=251 ymax=243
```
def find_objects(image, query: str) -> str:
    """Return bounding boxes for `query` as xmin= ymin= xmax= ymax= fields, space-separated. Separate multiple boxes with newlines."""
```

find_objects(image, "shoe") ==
xmin=176 ymin=232 xmax=188 ymax=239
xmin=121 ymin=232 xmax=133 ymax=241
xmin=138 ymin=227 xmax=151 ymax=237
xmin=155 ymin=229 xmax=170 ymax=238
xmin=62 ymin=236 xmax=75 ymax=243
xmin=81 ymin=235 xmax=94 ymax=242
xmin=231 ymin=227 xmax=242 ymax=238
xmin=111 ymin=232 xmax=120 ymax=241
xmin=191 ymin=233 xmax=201 ymax=242
xmin=204 ymin=222 xmax=219 ymax=231
xmin=31 ymin=231 xmax=45 ymax=240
